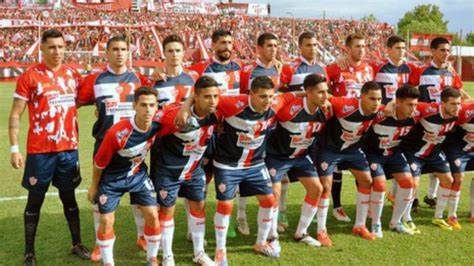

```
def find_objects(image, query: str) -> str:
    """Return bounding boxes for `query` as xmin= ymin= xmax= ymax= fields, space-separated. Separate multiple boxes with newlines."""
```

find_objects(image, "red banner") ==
xmin=71 ymin=0 xmax=131 ymax=11
xmin=410 ymin=33 xmax=453 ymax=52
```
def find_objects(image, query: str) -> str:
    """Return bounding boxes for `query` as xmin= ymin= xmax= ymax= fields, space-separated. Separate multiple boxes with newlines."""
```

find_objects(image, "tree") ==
xmin=397 ymin=4 xmax=448 ymax=37
xmin=466 ymin=32 xmax=474 ymax=46
xmin=361 ymin=14 xmax=378 ymax=23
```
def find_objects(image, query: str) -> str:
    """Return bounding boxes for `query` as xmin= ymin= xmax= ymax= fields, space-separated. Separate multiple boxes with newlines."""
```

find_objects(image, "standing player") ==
xmin=153 ymin=34 xmax=197 ymax=108
xmin=363 ymin=85 xmax=421 ymax=236
xmin=442 ymin=102 xmax=474 ymax=229
xmin=9 ymin=29 xmax=90 ymax=266
xmin=236 ymin=32 xmax=283 ymax=233
xmin=87 ymin=87 xmax=162 ymax=266
xmin=325 ymin=33 xmax=375 ymax=223
xmin=266 ymin=74 xmax=331 ymax=246
xmin=276 ymin=31 xmax=328 ymax=230
xmin=240 ymin=32 xmax=283 ymax=94
xmin=280 ymin=31 xmax=328 ymax=92
xmin=77 ymin=35 xmax=151 ymax=262
xmin=400 ymin=88 xmax=461 ymax=231
xmin=190 ymin=29 xmax=242 ymax=96
xmin=315 ymin=81 xmax=382 ymax=244
xmin=409 ymin=37 xmax=465 ymax=208
xmin=189 ymin=29 xmax=243 ymax=238
xmin=152 ymin=77 xmax=219 ymax=266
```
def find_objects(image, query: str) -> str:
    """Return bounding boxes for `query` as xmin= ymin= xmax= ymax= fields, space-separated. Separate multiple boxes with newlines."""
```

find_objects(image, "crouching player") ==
xmin=87 ymin=87 xmax=162 ymax=266
xmin=265 ymin=74 xmax=331 ymax=246
xmin=152 ymin=76 xmax=220 ymax=266
xmin=364 ymin=85 xmax=420 ymax=236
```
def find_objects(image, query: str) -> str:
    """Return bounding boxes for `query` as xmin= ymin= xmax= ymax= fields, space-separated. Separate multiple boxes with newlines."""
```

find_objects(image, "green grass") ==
xmin=1 ymin=82 xmax=474 ymax=265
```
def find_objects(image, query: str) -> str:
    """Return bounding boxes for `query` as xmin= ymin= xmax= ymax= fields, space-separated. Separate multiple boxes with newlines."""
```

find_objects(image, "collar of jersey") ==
xmin=256 ymin=58 xmax=275 ymax=69
xmin=430 ymin=60 xmax=448 ymax=69
xmin=299 ymin=55 xmax=317 ymax=66
xmin=190 ymin=105 xmax=206 ymax=119
xmin=131 ymin=117 xmax=148 ymax=133
xmin=107 ymin=65 xmax=128 ymax=75
xmin=212 ymin=57 xmax=231 ymax=66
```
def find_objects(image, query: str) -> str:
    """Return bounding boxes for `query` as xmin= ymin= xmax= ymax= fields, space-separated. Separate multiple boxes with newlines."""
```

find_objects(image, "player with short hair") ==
xmin=152 ymin=76 xmax=220 ymax=266
xmin=87 ymin=87 xmax=162 ymax=266
xmin=9 ymin=29 xmax=90 ymax=266
xmin=324 ymin=33 xmax=376 ymax=223
xmin=77 ymin=35 xmax=152 ymax=262
xmin=409 ymin=37 xmax=466 ymax=209
xmin=266 ymin=74 xmax=331 ymax=247
xmin=400 ymin=88 xmax=461 ymax=231
xmin=315 ymin=81 xmax=383 ymax=245
xmin=364 ymin=85 xmax=421 ymax=236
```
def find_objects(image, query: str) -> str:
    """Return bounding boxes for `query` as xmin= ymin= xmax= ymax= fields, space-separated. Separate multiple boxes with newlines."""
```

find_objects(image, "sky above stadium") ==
xmin=232 ymin=0 xmax=474 ymax=34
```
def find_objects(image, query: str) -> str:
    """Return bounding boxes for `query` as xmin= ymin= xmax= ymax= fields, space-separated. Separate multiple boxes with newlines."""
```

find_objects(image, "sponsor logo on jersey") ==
xmin=342 ymin=105 xmax=355 ymax=113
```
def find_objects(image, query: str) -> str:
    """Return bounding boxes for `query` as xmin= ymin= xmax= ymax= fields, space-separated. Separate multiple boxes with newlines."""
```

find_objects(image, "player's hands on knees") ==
xmin=10 ymin=152 xmax=24 ymax=169
xmin=88 ymin=186 xmax=98 ymax=203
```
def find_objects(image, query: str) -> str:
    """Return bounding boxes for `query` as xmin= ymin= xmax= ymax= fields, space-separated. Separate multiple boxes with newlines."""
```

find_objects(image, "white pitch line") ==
xmin=0 ymin=189 xmax=88 ymax=202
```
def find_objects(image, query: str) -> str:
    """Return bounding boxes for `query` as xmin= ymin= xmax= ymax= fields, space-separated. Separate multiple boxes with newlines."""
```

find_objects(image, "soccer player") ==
xmin=153 ymin=34 xmax=197 ymax=108
xmin=189 ymin=29 xmax=243 ymax=238
xmin=325 ymin=33 xmax=375 ymax=223
xmin=442 ymin=102 xmax=474 ymax=230
xmin=190 ymin=29 xmax=242 ymax=96
xmin=409 ymin=37 xmax=465 ymax=209
xmin=178 ymin=76 xmax=294 ymax=264
xmin=364 ymin=85 xmax=421 ymax=236
xmin=240 ymin=32 xmax=282 ymax=94
xmin=266 ymin=74 xmax=331 ymax=246
xmin=9 ymin=29 xmax=90 ymax=266
xmin=400 ymin=88 xmax=461 ymax=231
xmin=280 ymin=31 xmax=328 ymax=92
xmin=87 ymin=87 xmax=161 ymax=266
xmin=315 ymin=81 xmax=382 ymax=244
xmin=236 ymin=32 xmax=283 ymax=234
xmin=151 ymin=76 xmax=219 ymax=266
xmin=77 ymin=35 xmax=151 ymax=262
xmin=372 ymin=35 xmax=419 ymax=104
xmin=277 ymin=31 xmax=329 ymax=231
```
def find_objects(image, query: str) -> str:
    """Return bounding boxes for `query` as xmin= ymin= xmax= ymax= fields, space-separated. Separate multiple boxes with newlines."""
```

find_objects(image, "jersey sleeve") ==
xmin=216 ymin=95 xmax=246 ymax=118
xmin=188 ymin=61 xmax=207 ymax=76
xmin=272 ymin=92 xmax=296 ymax=113
xmin=156 ymin=108 xmax=180 ymax=136
xmin=136 ymin=72 xmax=152 ymax=87
xmin=14 ymin=72 xmax=31 ymax=101
xmin=279 ymin=64 xmax=293 ymax=91
xmin=239 ymin=64 xmax=252 ymax=94
xmin=452 ymin=70 xmax=463 ymax=90
xmin=94 ymin=129 xmax=120 ymax=169
xmin=77 ymin=73 xmax=98 ymax=105
xmin=408 ymin=64 xmax=423 ymax=86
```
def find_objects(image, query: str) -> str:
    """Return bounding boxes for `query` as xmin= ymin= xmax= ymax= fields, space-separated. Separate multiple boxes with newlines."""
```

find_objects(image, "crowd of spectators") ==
xmin=0 ymin=7 xmax=395 ymax=66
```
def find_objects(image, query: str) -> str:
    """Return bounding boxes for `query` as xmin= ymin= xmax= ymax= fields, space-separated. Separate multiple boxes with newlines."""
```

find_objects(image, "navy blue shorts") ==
xmin=154 ymin=173 xmax=206 ymax=208
xmin=366 ymin=152 xmax=411 ymax=179
xmin=404 ymin=152 xmax=451 ymax=177
xmin=214 ymin=164 xmax=273 ymax=201
xmin=316 ymin=147 xmax=369 ymax=177
xmin=444 ymin=150 xmax=474 ymax=174
xmin=22 ymin=150 xmax=81 ymax=194
xmin=97 ymin=170 xmax=156 ymax=214
xmin=265 ymin=155 xmax=318 ymax=183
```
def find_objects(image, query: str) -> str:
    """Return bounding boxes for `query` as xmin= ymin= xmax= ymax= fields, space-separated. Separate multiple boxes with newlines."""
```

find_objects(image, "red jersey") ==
xmin=326 ymin=62 xmax=374 ymax=98
xmin=240 ymin=59 xmax=281 ymax=94
xmin=14 ymin=63 xmax=82 ymax=154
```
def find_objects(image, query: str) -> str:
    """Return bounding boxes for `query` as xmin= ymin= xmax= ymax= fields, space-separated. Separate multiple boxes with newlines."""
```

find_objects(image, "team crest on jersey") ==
xmin=466 ymin=110 xmax=474 ymax=119
xmin=268 ymin=168 xmax=277 ymax=177
xmin=116 ymin=128 xmax=130 ymax=143
xmin=29 ymin=176 xmax=37 ymax=186
xmin=235 ymin=101 xmax=245 ymax=109
xmin=425 ymin=106 xmax=437 ymax=113
xmin=159 ymin=189 xmax=168 ymax=199
xmin=218 ymin=183 xmax=227 ymax=193
xmin=454 ymin=159 xmax=461 ymax=167
xmin=370 ymin=163 xmax=378 ymax=171
xmin=99 ymin=194 xmax=107 ymax=205
xmin=342 ymin=105 xmax=355 ymax=113
xmin=320 ymin=162 xmax=328 ymax=171
xmin=290 ymin=105 xmax=302 ymax=115
xmin=410 ymin=163 xmax=418 ymax=171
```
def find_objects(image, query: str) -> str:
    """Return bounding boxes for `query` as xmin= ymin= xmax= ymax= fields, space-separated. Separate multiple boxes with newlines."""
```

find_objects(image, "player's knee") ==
xmin=439 ymin=174 xmax=454 ymax=187
xmin=158 ymin=208 xmax=174 ymax=222
xmin=258 ymin=194 xmax=276 ymax=208
xmin=397 ymin=176 xmax=414 ymax=189
xmin=216 ymin=200 xmax=234 ymax=215
xmin=189 ymin=201 xmax=206 ymax=217
xmin=372 ymin=179 xmax=387 ymax=192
